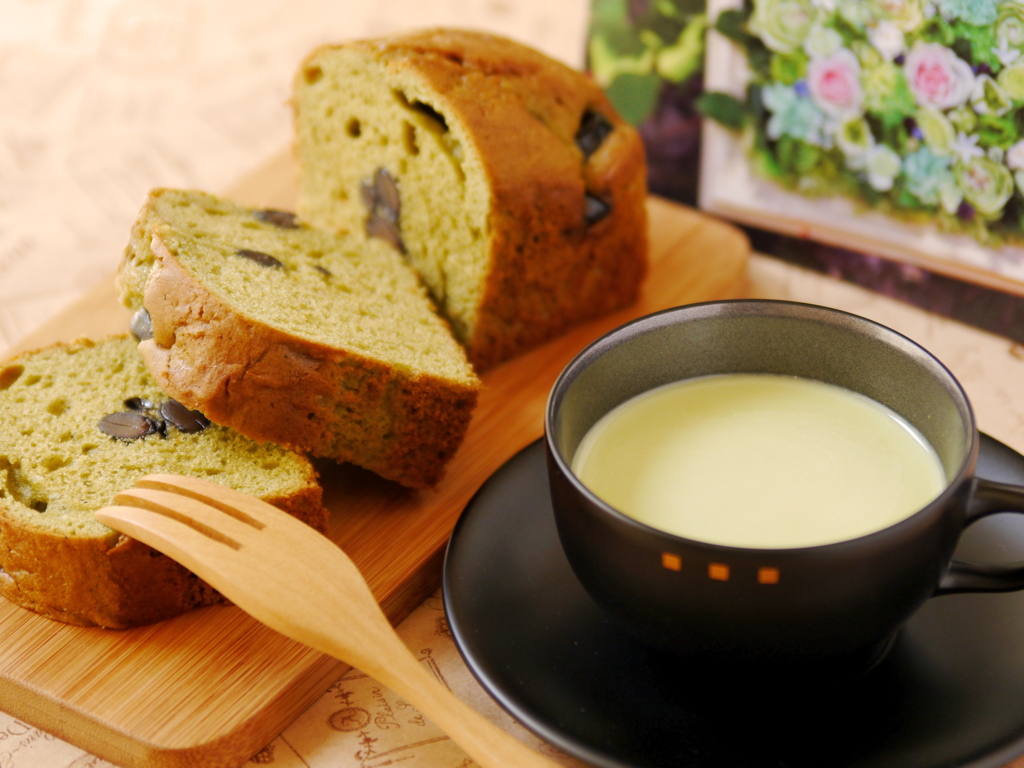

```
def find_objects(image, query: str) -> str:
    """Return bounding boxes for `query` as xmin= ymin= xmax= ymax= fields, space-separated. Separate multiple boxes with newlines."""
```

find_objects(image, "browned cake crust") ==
xmin=0 ymin=336 xmax=328 ymax=628
xmin=293 ymin=28 xmax=649 ymax=371
xmin=0 ymin=483 xmax=325 ymax=628
xmin=138 ymin=238 xmax=478 ymax=488
xmin=118 ymin=189 xmax=480 ymax=490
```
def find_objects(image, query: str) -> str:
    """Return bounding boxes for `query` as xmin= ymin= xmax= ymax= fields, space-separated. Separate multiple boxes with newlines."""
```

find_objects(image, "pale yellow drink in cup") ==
xmin=571 ymin=373 xmax=946 ymax=549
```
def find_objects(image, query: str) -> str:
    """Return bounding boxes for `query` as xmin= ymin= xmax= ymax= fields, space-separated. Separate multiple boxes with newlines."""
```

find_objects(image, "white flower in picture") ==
xmin=807 ymin=48 xmax=864 ymax=118
xmin=903 ymin=42 xmax=975 ymax=110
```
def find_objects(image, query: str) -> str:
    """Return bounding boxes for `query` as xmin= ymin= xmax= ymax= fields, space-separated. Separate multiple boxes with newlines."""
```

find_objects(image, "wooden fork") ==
xmin=96 ymin=474 xmax=563 ymax=768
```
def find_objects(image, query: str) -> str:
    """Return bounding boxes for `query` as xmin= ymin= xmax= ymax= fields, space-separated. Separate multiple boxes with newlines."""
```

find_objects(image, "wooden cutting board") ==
xmin=0 ymin=151 xmax=750 ymax=768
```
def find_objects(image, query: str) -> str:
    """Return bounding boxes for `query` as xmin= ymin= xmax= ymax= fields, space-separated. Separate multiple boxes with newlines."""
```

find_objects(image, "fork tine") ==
xmin=134 ymin=473 xmax=290 ymax=529
xmin=94 ymin=502 xmax=241 ymax=581
xmin=113 ymin=487 xmax=258 ymax=547
xmin=101 ymin=479 xmax=354 ymax=613
xmin=95 ymin=499 xmax=287 ymax=622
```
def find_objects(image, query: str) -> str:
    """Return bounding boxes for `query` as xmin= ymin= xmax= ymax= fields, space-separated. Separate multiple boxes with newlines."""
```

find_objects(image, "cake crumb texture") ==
xmin=0 ymin=336 xmax=328 ymax=628
xmin=292 ymin=27 xmax=649 ymax=370
xmin=118 ymin=188 xmax=480 ymax=489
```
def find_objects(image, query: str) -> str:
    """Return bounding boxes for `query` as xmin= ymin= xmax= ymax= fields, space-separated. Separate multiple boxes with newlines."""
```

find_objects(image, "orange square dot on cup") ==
xmin=661 ymin=552 xmax=682 ymax=571
xmin=758 ymin=567 xmax=781 ymax=585
xmin=708 ymin=563 xmax=730 ymax=581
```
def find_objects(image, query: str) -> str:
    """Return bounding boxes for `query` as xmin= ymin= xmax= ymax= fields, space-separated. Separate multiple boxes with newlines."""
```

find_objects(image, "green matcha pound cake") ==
xmin=292 ymin=28 xmax=649 ymax=371
xmin=0 ymin=336 xmax=328 ymax=628
xmin=117 ymin=188 xmax=480 ymax=490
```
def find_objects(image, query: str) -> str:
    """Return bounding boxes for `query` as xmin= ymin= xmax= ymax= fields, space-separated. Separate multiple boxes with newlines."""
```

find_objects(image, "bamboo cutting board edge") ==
xmin=0 ymin=159 xmax=750 ymax=768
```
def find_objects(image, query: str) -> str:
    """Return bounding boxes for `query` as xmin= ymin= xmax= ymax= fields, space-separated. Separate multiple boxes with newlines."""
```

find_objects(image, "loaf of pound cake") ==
xmin=0 ymin=336 xmax=328 ymax=628
xmin=292 ymin=28 xmax=649 ymax=371
xmin=117 ymin=188 xmax=480 ymax=490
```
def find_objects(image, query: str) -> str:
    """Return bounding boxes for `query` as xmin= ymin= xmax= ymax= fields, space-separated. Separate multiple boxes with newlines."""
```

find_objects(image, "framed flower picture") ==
xmin=700 ymin=0 xmax=1024 ymax=296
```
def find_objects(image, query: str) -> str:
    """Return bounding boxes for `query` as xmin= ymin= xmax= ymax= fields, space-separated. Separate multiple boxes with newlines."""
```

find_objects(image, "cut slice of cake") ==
xmin=117 ymin=187 xmax=480 ymax=490
xmin=0 ymin=336 xmax=328 ymax=628
xmin=292 ymin=28 xmax=649 ymax=371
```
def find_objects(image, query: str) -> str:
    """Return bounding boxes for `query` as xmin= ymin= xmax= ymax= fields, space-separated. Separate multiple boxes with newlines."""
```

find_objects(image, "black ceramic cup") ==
xmin=545 ymin=300 xmax=1024 ymax=668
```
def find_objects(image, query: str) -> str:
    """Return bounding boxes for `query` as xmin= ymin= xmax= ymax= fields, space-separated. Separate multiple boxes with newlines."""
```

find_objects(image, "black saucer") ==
xmin=442 ymin=434 xmax=1024 ymax=768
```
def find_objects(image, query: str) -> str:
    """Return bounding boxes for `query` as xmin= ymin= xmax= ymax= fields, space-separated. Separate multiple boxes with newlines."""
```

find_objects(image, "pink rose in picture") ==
xmin=807 ymin=49 xmax=863 ymax=118
xmin=904 ymin=43 xmax=975 ymax=110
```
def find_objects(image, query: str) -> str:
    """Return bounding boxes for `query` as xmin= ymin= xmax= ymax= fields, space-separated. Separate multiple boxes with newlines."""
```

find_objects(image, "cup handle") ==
xmin=935 ymin=478 xmax=1024 ymax=595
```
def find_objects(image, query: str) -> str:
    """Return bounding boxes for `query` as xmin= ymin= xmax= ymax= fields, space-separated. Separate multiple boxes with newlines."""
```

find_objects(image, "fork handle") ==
xmin=320 ymin=624 xmax=564 ymax=768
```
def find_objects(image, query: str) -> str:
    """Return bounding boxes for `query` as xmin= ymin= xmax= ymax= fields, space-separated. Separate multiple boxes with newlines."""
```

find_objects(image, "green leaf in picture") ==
xmin=862 ymin=63 xmax=915 ymax=130
xmin=588 ymin=33 xmax=656 ymax=87
xmin=914 ymin=107 xmax=956 ymax=155
xmin=753 ymin=146 xmax=782 ymax=180
xmin=670 ymin=0 xmax=708 ymax=17
xmin=605 ymin=73 xmax=663 ymax=126
xmin=977 ymin=113 xmax=1019 ymax=148
xmin=746 ymin=42 xmax=773 ymax=79
xmin=656 ymin=14 xmax=707 ymax=83
xmin=696 ymin=92 xmax=747 ymax=129
xmin=951 ymin=37 xmax=974 ymax=66
xmin=776 ymin=136 xmax=821 ymax=176
xmin=714 ymin=9 xmax=750 ymax=44
xmin=643 ymin=9 xmax=686 ymax=46
xmin=654 ymin=0 xmax=681 ymax=19
xmin=919 ymin=15 xmax=955 ymax=46
xmin=952 ymin=21 xmax=1000 ymax=71
xmin=590 ymin=0 xmax=627 ymax=26
xmin=894 ymin=185 xmax=922 ymax=210
xmin=769 ymin=51 xmax=807 ymax=86
xmin=948 ymin=105 xmax=978 ymax=134
xmin=747 ymin=81 xmax=765 ymax=121
xmin=974 ymin=76 xmax=1012 ymax=119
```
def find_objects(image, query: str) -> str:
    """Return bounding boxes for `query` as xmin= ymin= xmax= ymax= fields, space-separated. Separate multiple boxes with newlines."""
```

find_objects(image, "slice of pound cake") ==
xmin=292 ymin=28 xmax=649 ymax=371
xmin=0 ymin=336 xmax=328 ymax=628
xmin=117 ymin=188 xmax=480 ymax=489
